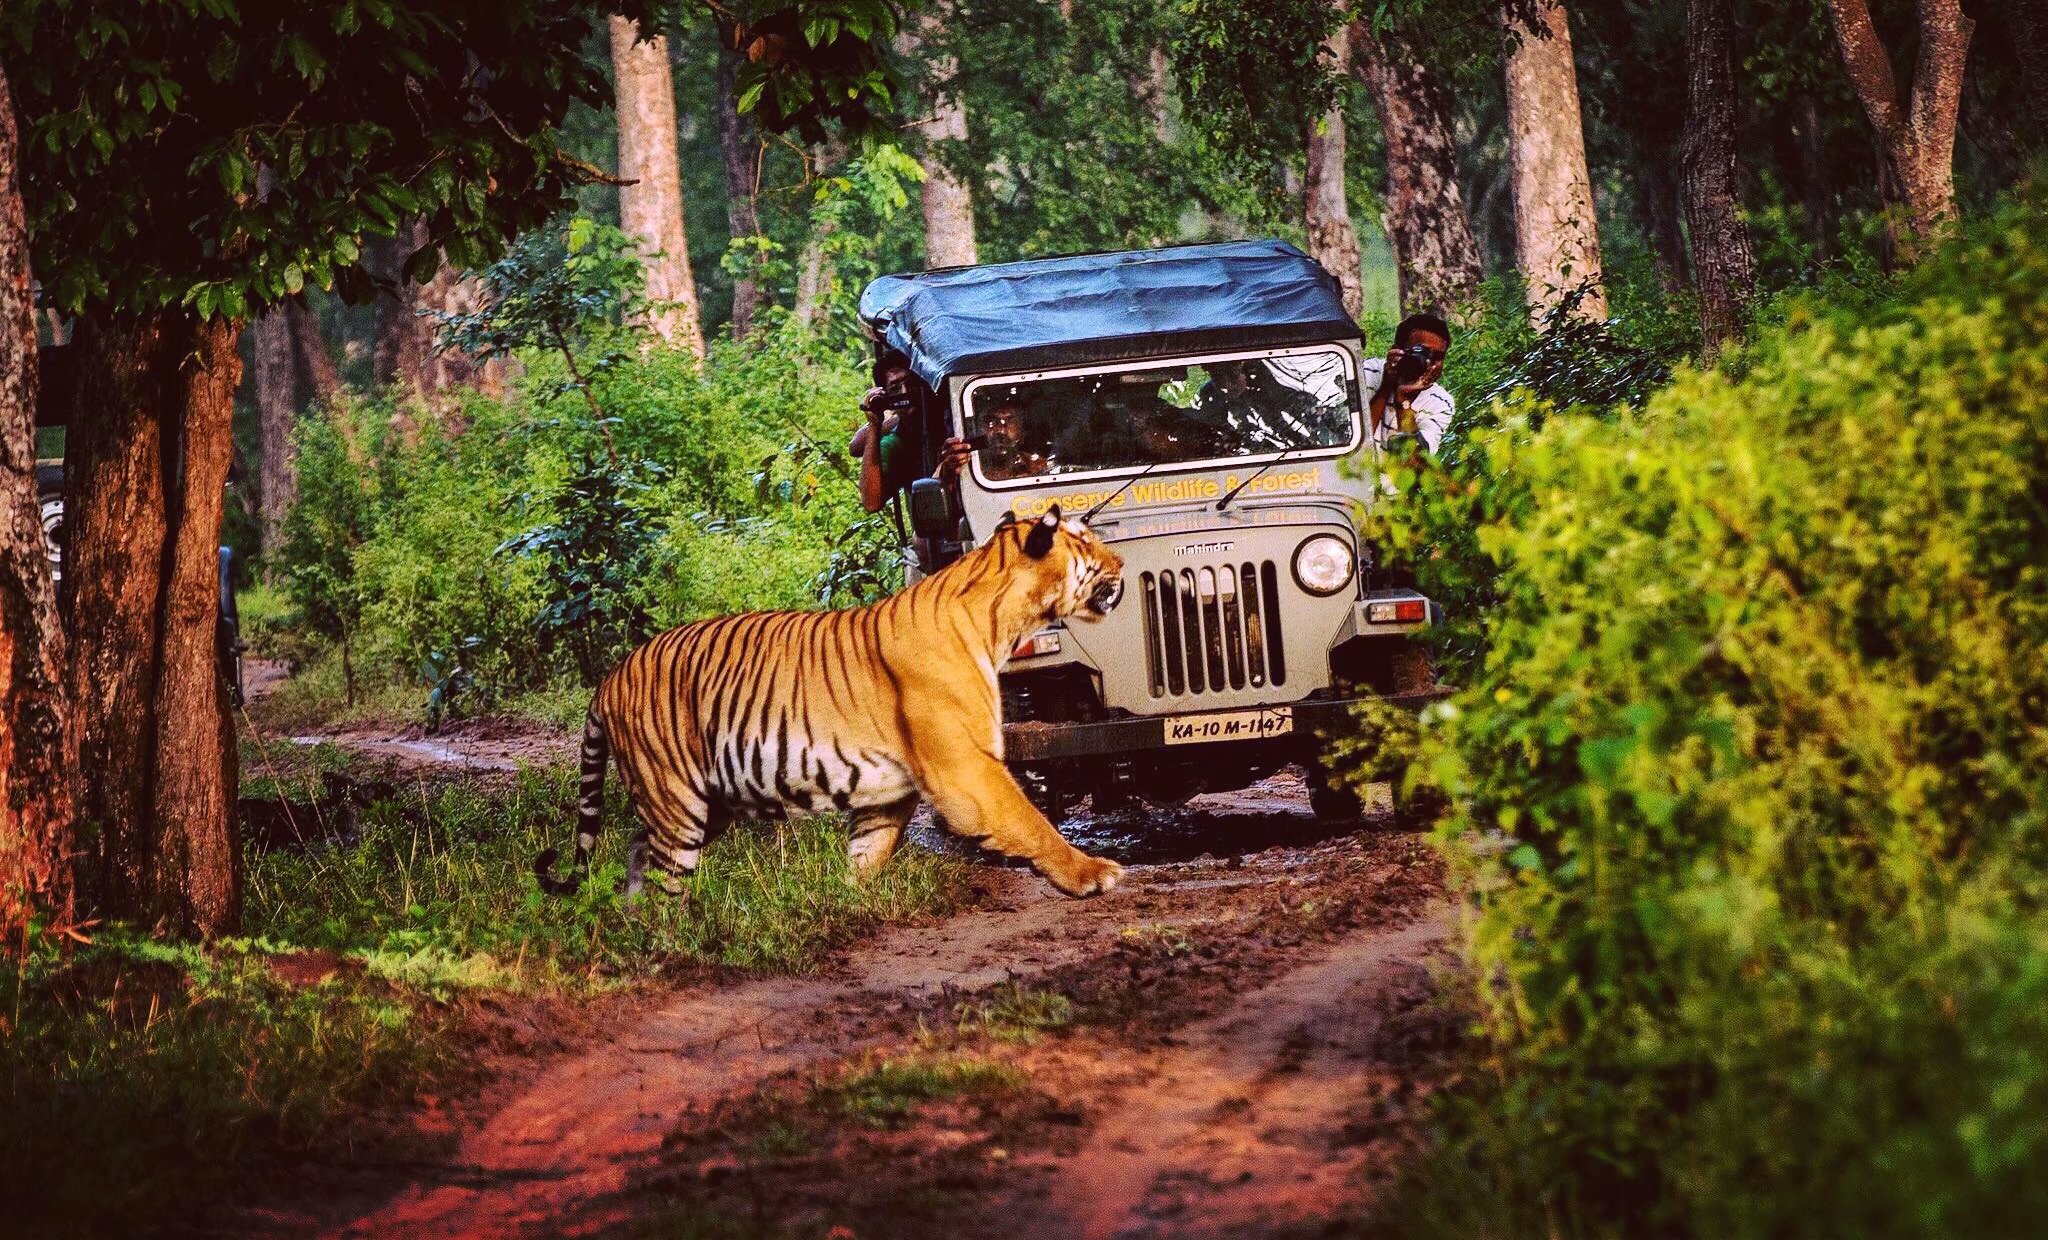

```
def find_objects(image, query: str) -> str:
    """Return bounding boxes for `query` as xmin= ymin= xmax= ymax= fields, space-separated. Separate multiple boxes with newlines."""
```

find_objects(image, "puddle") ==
xmin=909 ymin=767 xmax=1397 ymax=867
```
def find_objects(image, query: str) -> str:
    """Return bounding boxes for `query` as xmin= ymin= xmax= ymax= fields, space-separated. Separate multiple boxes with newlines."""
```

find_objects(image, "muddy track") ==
xmin=248 ymin=683 xmax=1452 ymax=1237
xmin=1030 ymin=916 xmax=1448 ymax=1238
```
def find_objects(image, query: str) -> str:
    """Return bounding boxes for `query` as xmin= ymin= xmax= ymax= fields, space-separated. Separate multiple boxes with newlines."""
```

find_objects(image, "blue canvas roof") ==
xmin=857 ymin=239 xmax=1358 ymax=388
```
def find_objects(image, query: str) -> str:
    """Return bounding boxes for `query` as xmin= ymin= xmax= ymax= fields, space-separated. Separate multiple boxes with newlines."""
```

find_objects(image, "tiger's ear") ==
xmin=1023 ymin=505 xmax=1060 ymax=558
xmin=993 ymin=510 xmax=1018 ymax=531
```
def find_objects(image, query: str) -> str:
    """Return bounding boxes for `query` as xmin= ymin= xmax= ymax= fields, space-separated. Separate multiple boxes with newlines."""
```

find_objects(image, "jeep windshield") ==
xmin=962 ymin=345 xmax=1359 ymax=487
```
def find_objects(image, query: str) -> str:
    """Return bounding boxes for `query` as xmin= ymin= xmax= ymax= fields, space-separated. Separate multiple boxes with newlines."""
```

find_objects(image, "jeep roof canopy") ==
xmin=858 ymin=239 xmax=1358 ymax=389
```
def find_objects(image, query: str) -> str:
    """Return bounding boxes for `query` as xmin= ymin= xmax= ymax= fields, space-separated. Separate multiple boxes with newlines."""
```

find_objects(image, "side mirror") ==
xmin=907 ymin=477 xmax=955 ymax=542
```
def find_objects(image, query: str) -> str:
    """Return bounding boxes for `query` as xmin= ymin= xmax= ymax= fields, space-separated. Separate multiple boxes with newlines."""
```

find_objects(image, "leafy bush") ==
xmin=274 ymin=324 xmax=888 ymax=717
xmin=1375 ymin=189 xmax=2048 ymax=1236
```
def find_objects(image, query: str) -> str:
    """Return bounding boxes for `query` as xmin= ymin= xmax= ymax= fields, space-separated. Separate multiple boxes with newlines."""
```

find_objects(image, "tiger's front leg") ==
xmin=905 ymin=727 xmax=1122 ymax=897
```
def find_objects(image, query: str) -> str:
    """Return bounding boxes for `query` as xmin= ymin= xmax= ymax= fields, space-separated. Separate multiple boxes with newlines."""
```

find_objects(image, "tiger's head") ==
xmin=1007 ymin=506 xmax=1124 ymax=623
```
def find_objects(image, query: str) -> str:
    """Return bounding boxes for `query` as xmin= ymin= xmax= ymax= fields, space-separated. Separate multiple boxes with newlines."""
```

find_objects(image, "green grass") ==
xmin=819 ymin=1053 xmax=1027 ymax=1128
xmin=0 ymin=934 xmax=459 ymax=1236
xmin=248 ymin=765 xmax=972 ymax=983
xmin=4 ymin=769 xmax=971 ymax=1234
xmin=953 ymin=981 xmax=1074 ymax=1044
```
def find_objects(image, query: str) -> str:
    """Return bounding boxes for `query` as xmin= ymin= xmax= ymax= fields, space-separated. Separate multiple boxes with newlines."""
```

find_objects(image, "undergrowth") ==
xmin=3 ymin=768 xmax=970 ymax=1234
xmin=247 ymin=766 xmax=971 ymax=981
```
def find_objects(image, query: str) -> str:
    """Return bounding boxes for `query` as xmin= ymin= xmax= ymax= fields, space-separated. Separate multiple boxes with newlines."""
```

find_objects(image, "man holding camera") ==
xmin=1363 ymin=313 xmax=1455 ymax=454
xmin=849 ymin=351 xmax=978 ymax=513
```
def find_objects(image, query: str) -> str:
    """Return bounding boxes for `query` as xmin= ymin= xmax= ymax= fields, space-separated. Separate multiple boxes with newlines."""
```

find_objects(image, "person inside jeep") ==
xmin=1363 ymin=313 xmax=1456 ymax=453
xmin=849 ymin=350 xmax=981 ymax=512
xmin=974 ymin=397 xmax=1055 ymax=481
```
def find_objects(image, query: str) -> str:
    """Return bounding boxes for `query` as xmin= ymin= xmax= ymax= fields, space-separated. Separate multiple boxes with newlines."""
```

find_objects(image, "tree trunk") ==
xmin=250 ymin=307 xmax=295 ymax=558
xmin=286 ymin=295 xmax=343 ymax=403
xmin=1351 ymin=23 xmax=1486 ymax=319
xmin=151 ymin=316 xmax=239 ymax=933
xmin=1639 ymin=159 xmax=1690 ymax=288
xmin=373 ymin=220 xmax=494 ymax=395
xmin=1304 ymin=23 xmax=1365 ymax=320
xmin=66 ymin=311 xmax=241 ymax=937
xmin=370 ymin=223 xmax=431 ymax=389
xmin=902 ymin=16 xmax=979 ymax=269
xmin=0 ymin=54 xmax=75 ymax=950
xmin=1501 ymin=0 xmax=1608 ymax=322
xmin=2010 ymin=0 xmax=2048 ymax=132
xmin=793 ymin=144 xmax=840 ymax=329
xmin=610 ymin=15 xmax=706 ymax=357
xmin=1681 ymin=0 xmax=1756 ymax=349
xmin=65 ymin=315 xmax=169 ymax=914
xmin=1793 ymin=92 xmax=1832 ymax=262
xmin=1824 ymin=0 xmax=1974 ymax=252
xmin=715 ymin=25 xmax=769 ymax=343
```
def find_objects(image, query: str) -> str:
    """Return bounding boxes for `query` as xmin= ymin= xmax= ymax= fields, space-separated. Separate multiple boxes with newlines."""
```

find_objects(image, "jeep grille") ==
xmin=1139 ymin=562 xmax=1287 ymax=698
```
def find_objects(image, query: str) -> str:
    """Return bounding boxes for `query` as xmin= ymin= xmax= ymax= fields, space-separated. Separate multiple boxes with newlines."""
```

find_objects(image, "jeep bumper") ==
xmin=1002 ymin=688 xmax=1452 ymax=763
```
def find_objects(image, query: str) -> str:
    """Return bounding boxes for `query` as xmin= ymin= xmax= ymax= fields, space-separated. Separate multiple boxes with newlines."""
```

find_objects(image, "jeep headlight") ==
xmin=1292 ymin=534 xmax=1355 ymax=596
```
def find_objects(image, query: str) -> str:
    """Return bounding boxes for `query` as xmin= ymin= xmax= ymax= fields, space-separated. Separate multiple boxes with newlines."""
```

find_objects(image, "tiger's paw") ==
xmin=1043 ymin=851 xmax=1123 ymax=898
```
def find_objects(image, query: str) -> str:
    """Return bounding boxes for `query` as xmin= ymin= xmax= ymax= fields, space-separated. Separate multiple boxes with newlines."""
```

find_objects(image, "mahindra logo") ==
xmin=1173 ymin=540 xmax=1236 ymax=556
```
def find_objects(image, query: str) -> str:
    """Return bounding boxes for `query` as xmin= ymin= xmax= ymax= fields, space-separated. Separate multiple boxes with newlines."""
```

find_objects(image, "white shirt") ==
xmin=1359 ymin=357 xmax=1454 ymax=454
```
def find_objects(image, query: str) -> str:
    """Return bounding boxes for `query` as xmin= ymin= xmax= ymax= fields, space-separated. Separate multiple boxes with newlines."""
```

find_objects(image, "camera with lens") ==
xmin=880 ymin=383 xmax=916 ymax=413
xmin=1392 ymin=343 xmax=1436 ymax=384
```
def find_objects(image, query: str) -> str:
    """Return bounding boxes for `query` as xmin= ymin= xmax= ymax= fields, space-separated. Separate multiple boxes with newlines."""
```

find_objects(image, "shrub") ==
xmin=1376 ymin=188 xmax=2048 ymax=1236
xmin=274 ymin=324 xmax=890 ymax=718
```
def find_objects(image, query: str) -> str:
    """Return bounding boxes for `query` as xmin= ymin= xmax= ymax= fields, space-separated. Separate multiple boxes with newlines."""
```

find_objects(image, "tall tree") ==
xmin=1824 ymin=0 xmax=1975 ymax=251
xmin=11 ymin=3 xmax=615 ymax=936
xmin=610 ymin=14 xmax=707 ymax=355
xmin=1304 ymin=20 xmax=1365 ymax=319
xmin=1350 ymin=21 xmax=1485 ymax=318
xmin=9 ymin=1 xmax=910 ymax=937
xmin=715 ymin=21 xmax=769 ymax=342
xmin=903 ymin=9 xmax=979 ymax=268
xmin=285 ymin=297 xmax=344 ymax=404
xmin=0 ymin=52 xmax=75 ymax=952
xmin=249 ymin=306 xmax=297 ymax=558
xmin=1680 ymin=0 xmax=1755 ymax=348
xmin=1502 ymin=0 xmax=1608 ymax=321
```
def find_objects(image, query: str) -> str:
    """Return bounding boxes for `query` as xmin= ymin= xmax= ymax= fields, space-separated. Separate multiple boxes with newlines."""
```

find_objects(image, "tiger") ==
xmin=535 ymin=506 xmax=1127 ymax=901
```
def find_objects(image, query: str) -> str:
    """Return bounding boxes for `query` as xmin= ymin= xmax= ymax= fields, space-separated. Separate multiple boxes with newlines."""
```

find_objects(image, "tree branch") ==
xmin=1825 ymin=0 xmax=1900 ymax=139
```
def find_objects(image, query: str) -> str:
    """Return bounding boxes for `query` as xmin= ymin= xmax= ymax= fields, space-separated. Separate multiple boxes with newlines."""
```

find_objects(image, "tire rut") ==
xmin=1021 ymin=913 xmax=1448 ymax=1239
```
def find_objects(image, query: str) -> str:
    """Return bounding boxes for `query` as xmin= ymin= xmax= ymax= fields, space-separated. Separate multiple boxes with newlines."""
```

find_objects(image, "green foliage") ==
xmin=246 ymin=767 xmax=971 ymax=978
xmin=496 ymin=455 xmax=664 ymax=687
xmin=939 ymin=0 xmax=1227 ymax=257
xmin=4 ymin=0 xmax=610 ymax=317
xmin=0 ymin=932 xmax=456 ymax=1234
xmin=1172 ymin=0 xmax=1345 ymax=173
xmin=821 ymin=1054 xmax=1025 ymax=1127
xmin=434 ymin=217 xmax=649 ymax=409
xmin=1364 ymin=264 xmax=1701 ymax=678
xmin=274 ymin=310 xmax=889 ymax=717
xmin=953 ymin=981 xmax=1074 ymax=1044
xmin=3 ymin=1 xmax=912 ymax=321
xmin=722 ymin=0 xmax=906 ymax=144
xmin=1376 ymin=190 xmax=2048 ymax=1236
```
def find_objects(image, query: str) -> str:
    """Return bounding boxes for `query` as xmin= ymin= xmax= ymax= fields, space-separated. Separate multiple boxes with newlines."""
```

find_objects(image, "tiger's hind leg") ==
xmin=847 ymin=795 xmax=920 ymax=877
xmin=622 ymin=782 xmax=718 ymax=905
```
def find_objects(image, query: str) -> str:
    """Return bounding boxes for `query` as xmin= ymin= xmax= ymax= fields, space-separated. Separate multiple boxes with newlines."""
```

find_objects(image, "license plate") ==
xmin=1162 ymin=707 xmax=1295 ymax=746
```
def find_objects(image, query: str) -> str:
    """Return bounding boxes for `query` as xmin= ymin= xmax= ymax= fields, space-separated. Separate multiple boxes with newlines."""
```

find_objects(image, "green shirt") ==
xmin=877 ymin=427 xmax=922 ymax=497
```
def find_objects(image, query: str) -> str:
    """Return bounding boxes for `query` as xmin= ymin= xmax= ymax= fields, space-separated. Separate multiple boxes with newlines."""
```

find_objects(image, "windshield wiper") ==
xmin=1083 ymin=456 xmax=1174 ymax=525
xmin=1215 ymin=443 xmax=1309 ymax=512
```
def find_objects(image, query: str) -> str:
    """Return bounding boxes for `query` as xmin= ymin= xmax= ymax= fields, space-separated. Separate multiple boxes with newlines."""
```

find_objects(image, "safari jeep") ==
xmin=858 ymin=240 xmax=1445 ymax=822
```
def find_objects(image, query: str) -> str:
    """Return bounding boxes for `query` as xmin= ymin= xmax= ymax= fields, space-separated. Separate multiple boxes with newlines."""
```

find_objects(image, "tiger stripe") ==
xmin=533 ymin=508 xmax=1128 ymax=902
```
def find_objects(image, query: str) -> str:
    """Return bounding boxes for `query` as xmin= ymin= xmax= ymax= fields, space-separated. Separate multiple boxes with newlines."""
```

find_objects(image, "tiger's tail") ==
xmin=536 ymin=708 xmax=609 ymax=895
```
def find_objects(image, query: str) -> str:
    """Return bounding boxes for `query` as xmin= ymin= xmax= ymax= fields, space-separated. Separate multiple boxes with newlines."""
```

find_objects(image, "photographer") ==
xmin=848 ymin=351 xmax=975 ymax=513
xmin=1363 ymin=313 xmax=1455 ymax=454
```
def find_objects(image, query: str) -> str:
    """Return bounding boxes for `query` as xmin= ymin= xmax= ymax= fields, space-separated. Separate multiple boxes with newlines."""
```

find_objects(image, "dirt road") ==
xmin=249 ymin=694 xmax=1453 ymax=1237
